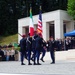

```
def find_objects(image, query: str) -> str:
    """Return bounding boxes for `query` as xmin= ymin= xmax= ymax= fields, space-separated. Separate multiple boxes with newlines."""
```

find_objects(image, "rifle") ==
xmin=18 ymin=33 xmax=22 ymax=37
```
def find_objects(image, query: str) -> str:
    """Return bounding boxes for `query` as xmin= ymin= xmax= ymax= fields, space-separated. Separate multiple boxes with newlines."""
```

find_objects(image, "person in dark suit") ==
xmin=55 ymin=38 xmax=59 ymax=51
xmin=20 ymin=34 xmax=27 ymax=65
xmin=58 ymin=39 xmax=63 ymax=51
xmin=26 ymin=33 xmax=32 ymax=65
xmin=64 ymin=37 xmax=69 ymax=50
xmin=48 ymin=37 xmax=55 ymax=64
xmin=0 ymin=46 xmax=4 ymax=61
xmin=35 ymin=33 xmax=43 ymax=65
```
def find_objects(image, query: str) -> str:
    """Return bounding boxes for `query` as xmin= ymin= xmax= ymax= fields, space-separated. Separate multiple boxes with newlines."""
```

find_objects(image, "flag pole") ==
xmin=18 ymin=33 xmax=22 ymax=37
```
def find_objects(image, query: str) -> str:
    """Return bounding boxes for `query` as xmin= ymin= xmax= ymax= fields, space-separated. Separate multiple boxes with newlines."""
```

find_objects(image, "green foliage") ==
xmin=0 ymin=34 xmax=18 ymax=45
xmin=67 ymin=0 xmax=75 ymax=20
xmin=15 ymin=47 xmax=20 ymax=51
xmin=0 ymin=33 xmax=20 ymax=51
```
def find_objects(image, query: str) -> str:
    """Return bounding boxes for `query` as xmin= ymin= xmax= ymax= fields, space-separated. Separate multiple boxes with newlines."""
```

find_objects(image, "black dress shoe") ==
xmin=25 ymin=57 xmax=28 ymax=60
xmin=33 ymin=63 xmax=37 ymax=65
xmin=31 ymin=58 xmax=34 ymax=61
xmin=37 ymin=63 xmax=41 ymax=65
xmin=50 ymin=62 xmax=55 ymax=64
xmin=21 ymin=63 xmax=25 ymax=65
xmin=40 ymin=58 xmax=45 ymax=62
xmin=28 ymin=63 xmax=32 ymax=65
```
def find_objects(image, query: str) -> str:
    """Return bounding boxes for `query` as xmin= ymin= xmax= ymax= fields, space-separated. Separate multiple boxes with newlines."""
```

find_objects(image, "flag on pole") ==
xmin=29 ymin=6 xmax=34 ymax=36
xmin=37 ymin=5 xmax=42 ymax=34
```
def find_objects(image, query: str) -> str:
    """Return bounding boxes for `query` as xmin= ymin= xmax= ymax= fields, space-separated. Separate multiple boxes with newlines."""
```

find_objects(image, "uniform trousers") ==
xmin=36 ymin=50 xmax=40 ymax=63
xmin=41 ymin=48 xmax=46 ymax=59
xmin=32 ymin=49 xmax=36 ymax=63
xmin=20 ymin=52 xmax=24 ymax=63
xmin=50 ymin=50 xmax=55 ymax=63
xmin=28 ymin=50 xmax=31 ymax=63
xmin=20 ymin=52 xmax=26 ymax=64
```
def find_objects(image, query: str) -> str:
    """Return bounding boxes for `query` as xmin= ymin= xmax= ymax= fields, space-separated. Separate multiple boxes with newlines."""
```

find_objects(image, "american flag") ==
xmin=37 ymin=6 xmax=42 ymax=34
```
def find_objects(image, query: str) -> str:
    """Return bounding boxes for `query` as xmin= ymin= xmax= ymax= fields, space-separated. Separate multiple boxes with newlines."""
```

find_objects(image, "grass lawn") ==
xmin=0 ymin=34 xmax=18 ymax=46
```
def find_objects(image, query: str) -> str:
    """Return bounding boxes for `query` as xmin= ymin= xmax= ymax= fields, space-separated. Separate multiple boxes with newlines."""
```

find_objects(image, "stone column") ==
xmin=66 ymin=21 xmax=74 ymax=33
xmin=43 ymin=22 xmax=49 ymax=41
xmin=54 ymin=20 xmax=64 ymax=39
xmin=22 ymin=27 xmax=26 ymax=34
xmin=34 ymin=24 xmax=37 ymax=30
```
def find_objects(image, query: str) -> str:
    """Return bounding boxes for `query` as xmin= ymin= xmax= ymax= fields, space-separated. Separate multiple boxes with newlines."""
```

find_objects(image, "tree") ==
xmin=67 ymin=0 xmax=75 ymax=20
xmin=0 ymin=0 xmax=68 ymax=36
xmin=0 ymin=0 xmax=21 ymax=35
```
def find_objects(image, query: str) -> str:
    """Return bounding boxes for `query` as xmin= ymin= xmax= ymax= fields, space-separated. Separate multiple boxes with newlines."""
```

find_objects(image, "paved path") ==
xmin=0 ymin=60 xmax=75 ymax=75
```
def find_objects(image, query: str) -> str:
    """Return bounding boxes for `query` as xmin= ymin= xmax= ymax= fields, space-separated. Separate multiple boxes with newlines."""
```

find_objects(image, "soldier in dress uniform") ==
xmin=19 ymin=34 xmax=27 ymax=65
xmin=32 ymin=31 xmax=38 ymax=65
xmin=35 ymin=33 xmax=43 ymax=65
xmin=26 ymin=33 xmax=32 ymax=65
xmin=40 ymin=39 xmax=47 ymax=62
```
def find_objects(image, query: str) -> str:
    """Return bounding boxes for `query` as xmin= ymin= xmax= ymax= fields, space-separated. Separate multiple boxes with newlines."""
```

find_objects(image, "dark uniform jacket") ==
xmin=20 ymin=38 xmax=26 ymax=53
xmin=42 ymin=40 xmax=46 ymax=47
xmin=32 ymin=35 xmax=38 ymax=50
xmin=35 ymin=36 xmax=43 ymax=51
xmin=48 ymin=40 xmax=55 ymax=51
xmin=26 ymin=36 xmax=32 ymax=50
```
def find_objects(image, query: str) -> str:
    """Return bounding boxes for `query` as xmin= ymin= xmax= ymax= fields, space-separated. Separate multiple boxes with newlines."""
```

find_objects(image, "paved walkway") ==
xmin=0 ymin=60 xmax=75 ymax=75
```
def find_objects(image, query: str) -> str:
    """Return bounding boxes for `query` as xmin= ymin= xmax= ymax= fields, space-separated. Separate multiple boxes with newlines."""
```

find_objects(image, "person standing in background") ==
xmin=6 ymin=46 xmax=10 ymax=61
xmin=10 ymin=46 xmax=15 ymax=61
xmin=0 ymin=46 xmax=4 ymax=61
xmin=48 ymin=37 xmax=55 ymax=64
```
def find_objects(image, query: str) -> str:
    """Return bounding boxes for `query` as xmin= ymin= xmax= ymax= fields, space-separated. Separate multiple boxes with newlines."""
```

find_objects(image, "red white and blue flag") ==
xmin=37 ymin=6 xmax=42 ymax=34
xmin=29 ymin=6 xmax=34 ymax=36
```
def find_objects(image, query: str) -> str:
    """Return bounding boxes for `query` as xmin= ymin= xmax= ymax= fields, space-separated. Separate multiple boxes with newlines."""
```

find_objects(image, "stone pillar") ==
xmin=34 ymin=24 xmax=37 ymax=30
xmin=43 ymin=22 xmax=49 ymax=41
xmin=22 ymin=27 xmax=26 ymax=34
xmin=54 ymin=20 xmax=64 ymax=39
xmin=66 ymin=21 xmax=74 ymax=33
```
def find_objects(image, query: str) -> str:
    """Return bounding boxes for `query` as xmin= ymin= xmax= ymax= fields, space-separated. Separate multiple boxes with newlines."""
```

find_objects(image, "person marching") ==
xmin=19 ymin=34 xmax=27 ymax=65
xmin=35 ymin=33 xmax=43 ymax=65
xmin=26 ymin=33 xmax=32 ymax=65
xmin=40 ymin=39 xmax=47 ymax=62
xmin=32 ymin=31 xmax=38 ymax=65
xmin=48 ymin=37 xmax=55 ymax=64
